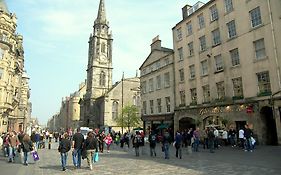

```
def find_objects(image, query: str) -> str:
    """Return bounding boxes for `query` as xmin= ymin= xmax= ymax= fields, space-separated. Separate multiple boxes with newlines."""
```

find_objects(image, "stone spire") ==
xmin=94 ymin=0 xmax=107 ymax=25
xmin=0 ymin=0 xmax=9 ymax=14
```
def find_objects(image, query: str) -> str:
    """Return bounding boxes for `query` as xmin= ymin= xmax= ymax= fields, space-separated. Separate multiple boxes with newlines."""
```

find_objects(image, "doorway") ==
xmin=260 ymin=106 xmax=278 ymax=145
xmin=179 ymin=117 xmax=195 ymax=131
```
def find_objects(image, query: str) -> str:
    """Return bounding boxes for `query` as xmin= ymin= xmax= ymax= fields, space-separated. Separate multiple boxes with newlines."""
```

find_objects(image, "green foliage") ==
xmin=114 ymin=105 xmax=141 ymax=132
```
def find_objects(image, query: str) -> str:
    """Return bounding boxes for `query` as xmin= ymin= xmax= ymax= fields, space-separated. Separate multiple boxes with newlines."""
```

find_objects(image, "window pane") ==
xmin=250 ymin=7 xmax=262 ymax=27
xmin=227 ymin=20 xmax=237 ymax=38
xmin=230 ymin=48 xmax=240 ymax=66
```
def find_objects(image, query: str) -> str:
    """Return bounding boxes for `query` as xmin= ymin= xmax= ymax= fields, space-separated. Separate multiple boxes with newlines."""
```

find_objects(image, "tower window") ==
xmin=101 ymin=43 xmax=106 ymax=53
xmin=100 ymin=71 xmax=106 ymax=86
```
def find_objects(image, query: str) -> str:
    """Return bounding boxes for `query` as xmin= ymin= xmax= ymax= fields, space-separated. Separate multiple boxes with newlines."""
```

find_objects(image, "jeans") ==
xmin=35 ymin=141 xmax=40 ymax=150
xmin=72 ymin=149 xmax=82 ymax=167
xmin=135 ymin=146 xmax=140 ymax=156
xmin=193 ymin=138 xmax=199 ymax=152
xmin=86 ymin=150 xmax=95 ymax=169
xmin=150 ymin=146 xmax=156 ymax=156
xmin=163 ymin=143 xmax=169 ymax=159
xmin=175 ymin=144 xmax=182 ymax=158
xmin=8 ymin=146 xmax=16 ymax=162
xmin=245 ymin=138 xmax=253 ymax=151
xmin=208 ymin=139 xmax=215 ymax=153
xmin=23 ymin=151 xmax=29 ymax=164
xmin=60 ymin=152 xmax=68 ymax=168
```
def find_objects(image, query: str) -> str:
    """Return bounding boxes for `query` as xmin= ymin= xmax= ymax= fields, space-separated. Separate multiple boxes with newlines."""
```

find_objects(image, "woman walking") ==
xmin=104 ymin=133 xmax=112 ymax=153
xmin=58 ymin=132 xmax=71 ymax=171
xmin=84 ymin=131 xmax=98 ymax=170
xmin=21 ymin=134 xmax=33 ymax=166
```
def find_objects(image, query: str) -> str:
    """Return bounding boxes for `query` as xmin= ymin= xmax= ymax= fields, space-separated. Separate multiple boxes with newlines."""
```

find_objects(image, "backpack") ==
xmin=134 ymin=135 xmax=141 ymax=144
xmin=150 ymin=135 xmax=156 ymax=143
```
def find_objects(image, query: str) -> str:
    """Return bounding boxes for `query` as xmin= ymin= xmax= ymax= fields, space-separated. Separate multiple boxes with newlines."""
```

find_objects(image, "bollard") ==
xmin=48 ymin=142 xmax=51 ymax=149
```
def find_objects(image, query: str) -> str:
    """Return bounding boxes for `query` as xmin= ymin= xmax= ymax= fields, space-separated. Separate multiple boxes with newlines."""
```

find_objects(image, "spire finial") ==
xmin=95 ymin=0 xmax=107 ymax=25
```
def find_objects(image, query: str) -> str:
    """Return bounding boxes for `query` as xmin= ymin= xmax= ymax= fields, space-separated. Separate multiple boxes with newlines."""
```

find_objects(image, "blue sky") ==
xmin=7 ymin=0 xmax=207 ymax=125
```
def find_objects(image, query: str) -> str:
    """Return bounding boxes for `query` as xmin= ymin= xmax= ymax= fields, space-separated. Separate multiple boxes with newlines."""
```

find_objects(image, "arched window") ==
xmin=99 ymin=71 xmax=106 ymax=86
xmin=112 ymin=101 xmax=118 ymax=119
xmin=101 ymin=43 xmax=106 ymax=53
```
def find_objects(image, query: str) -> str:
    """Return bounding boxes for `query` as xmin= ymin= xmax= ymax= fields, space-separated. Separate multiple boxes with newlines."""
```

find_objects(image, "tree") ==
xmin=114 ymin=105 xmax=141 ymax=132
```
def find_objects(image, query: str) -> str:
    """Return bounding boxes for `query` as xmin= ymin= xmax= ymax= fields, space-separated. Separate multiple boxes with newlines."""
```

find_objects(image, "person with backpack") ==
xmin=133 ymin=131 xmax=142 ymax=157
xmin=58 ymin=132 xmax=71 ymax=171
xmin=84 ymin=131 xmax=98 ymax=170
xmin=148 ymin=131 xmax=157 ymax=157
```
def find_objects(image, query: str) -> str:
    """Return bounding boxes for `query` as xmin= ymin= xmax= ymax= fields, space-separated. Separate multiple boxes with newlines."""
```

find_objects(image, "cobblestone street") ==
xmin=1 ymin=142 xmax=281 ymax=175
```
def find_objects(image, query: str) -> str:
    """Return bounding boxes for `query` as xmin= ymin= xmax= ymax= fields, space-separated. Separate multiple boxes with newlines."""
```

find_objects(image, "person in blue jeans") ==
xmin=58 ymin=133 xmax=71 ymax=171
xmin=162 ymin=130 xmax=171 ymax=159
xmin=72 ymin=128 xmax=84 ymax=169
xmin=193 ymin=127 xmax=200 ymax=152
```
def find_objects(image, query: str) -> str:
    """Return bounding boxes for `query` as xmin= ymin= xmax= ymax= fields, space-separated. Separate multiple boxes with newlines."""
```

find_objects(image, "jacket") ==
xmin=22 ymin=140 xmax=33 ymax=152
xmin=84 ymin=137 xmax=98 ymax=151
xmin=58 ymin=138 xmax=71 ymax=153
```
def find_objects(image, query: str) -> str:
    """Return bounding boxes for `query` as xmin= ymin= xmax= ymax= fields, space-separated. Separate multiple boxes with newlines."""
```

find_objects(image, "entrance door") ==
xmin=260 ymin=106 xmax=278 ymax=145
xmin=179 ymin=117 xmax=195 ymax=131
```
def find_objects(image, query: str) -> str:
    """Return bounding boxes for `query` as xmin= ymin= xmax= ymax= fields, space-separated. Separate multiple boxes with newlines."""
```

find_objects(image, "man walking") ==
xmin=72 ymin=128 xmax=84 ymax=169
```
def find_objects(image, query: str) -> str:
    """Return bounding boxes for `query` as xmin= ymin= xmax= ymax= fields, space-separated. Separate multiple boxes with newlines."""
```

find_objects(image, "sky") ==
xmin=7 ymin=0 xmax=208 ymax=125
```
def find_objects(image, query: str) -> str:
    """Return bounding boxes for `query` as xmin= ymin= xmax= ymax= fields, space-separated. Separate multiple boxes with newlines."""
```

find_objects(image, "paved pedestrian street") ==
xmin=1 ymin=143 xmax=281 ymax=175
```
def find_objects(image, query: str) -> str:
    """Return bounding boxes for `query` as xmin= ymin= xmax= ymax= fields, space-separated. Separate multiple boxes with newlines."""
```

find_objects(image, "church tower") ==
xmin=86 ymin=0 xmax=113 ymax=99
xmin=82 ymin=0 xmax=113 ymax=127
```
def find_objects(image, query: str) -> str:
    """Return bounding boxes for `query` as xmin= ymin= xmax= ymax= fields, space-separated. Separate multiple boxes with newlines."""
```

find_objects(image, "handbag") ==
xmin=31 ymin=150 xmax=40 ymax=161
xmin=93 ymin=152 xmax=99 ymax=163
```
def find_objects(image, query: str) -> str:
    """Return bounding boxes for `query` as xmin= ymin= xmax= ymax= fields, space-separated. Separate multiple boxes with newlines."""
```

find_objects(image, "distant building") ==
xmin=139 ymin=36 xmax=175 ymax=134
xmin=172 ymin=0 xmax=281 ymax=145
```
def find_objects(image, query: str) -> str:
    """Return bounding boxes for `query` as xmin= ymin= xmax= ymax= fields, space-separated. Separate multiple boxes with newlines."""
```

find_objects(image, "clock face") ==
xmin=99 ymin=55 xmax=107 ymax=63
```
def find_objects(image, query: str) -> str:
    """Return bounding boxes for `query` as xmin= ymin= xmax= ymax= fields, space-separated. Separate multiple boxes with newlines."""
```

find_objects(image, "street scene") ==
xmin=0 ymin=141 xmax=281 ymax=175
xmin=1 ymin=0 xmax=281 ymax=174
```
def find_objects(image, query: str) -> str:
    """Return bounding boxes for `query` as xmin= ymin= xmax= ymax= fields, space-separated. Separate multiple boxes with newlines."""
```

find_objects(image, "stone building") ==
xmin=139 ymin=36 xmax=175 ymax=133
xmin=93 ymin=76 xmax=140 ymax=132
xmin=55 ymin=81 xmax=86 ymax=131
xmin=172 ymin=0 xmax=281 ymax=145
xmin=0 ymin=0 xmax=31 ymax=133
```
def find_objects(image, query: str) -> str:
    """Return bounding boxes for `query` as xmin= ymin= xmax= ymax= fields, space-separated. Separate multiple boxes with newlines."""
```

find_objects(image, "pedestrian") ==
xmin=21 ymin=134 xmax=33 ymax=166
xmin=58 ymin=132 xmax=71 ymax=171
xmin=162 ymin=129 xmax=171 ymax=159
xmin=72 ymin=127 xmax=84 ymax=169
xmin=208 ymin=128 xmax=215 ymax=153
xmin=8 ymin=131 xmax=19 ymax=163
xmin=244 ymin=125 xmax=253 ymax=152
xmin=193 ymin=127 xmax=200 ymax=152
xmin=98 ymin=131 xmax=105 ymax=153
xmin=239 ymin=127 xmax=245 ymax=149
xmin=175 ymin=131 xmax=182 ymax=159
xmin=148 ymin=131 xmax=157 ymax=157
xmin=228 ymin=127 xmax=236 ymax=147
xmin=213 ymin=127 xmax=219 ymax=149
xmin=222 ymin=129 xmax=228 ymax=146
xmin=34 ymin=132 xmax=40 ymax=150
xmin=132 ymin=131 xmax=142 ymax=157
xmin=84 ymin=131 xmax=98 ymax=170
xmin=104 ymin=133 xmax=112 ymax=153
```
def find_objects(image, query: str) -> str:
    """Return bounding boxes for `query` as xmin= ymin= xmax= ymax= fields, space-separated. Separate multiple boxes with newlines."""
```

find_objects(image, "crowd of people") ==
xmin=0 ymin=124 xmax=256 ymax=172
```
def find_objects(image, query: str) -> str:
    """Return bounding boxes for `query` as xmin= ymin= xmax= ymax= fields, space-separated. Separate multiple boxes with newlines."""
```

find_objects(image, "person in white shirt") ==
xmin=222 ymin=130 xmax=228 ymax=146
xmin=239 ymin=128 xmax=245 ymax=149
xmin=213 ymin=128 xmax=219 ymax=149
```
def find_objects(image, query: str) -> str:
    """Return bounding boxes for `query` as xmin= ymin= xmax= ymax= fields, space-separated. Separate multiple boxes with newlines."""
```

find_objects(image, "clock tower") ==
xmin=86 ymin=0 xmax=113 ymax=99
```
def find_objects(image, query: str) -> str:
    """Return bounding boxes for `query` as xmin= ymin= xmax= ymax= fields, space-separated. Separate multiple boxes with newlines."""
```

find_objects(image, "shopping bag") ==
xmin=31 ymin=151 xmax=40 ymax=161
xmin=93 ymin=152 xmax=99 ymax=163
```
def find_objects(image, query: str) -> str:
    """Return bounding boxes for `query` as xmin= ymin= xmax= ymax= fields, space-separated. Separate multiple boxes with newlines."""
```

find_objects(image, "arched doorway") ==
xmin=179 ymin=117 xmax=195 ymax=131
xmin=260 ymin=106 xmax=278 ymax=145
